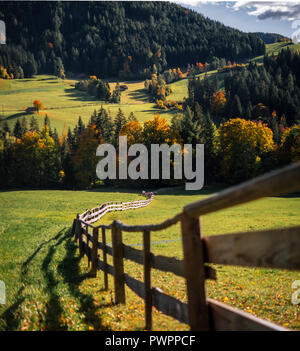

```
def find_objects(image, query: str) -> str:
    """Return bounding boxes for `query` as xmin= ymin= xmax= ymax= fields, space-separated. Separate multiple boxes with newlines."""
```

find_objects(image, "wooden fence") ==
xmin=72 ymin=162 xmax=300 ymax=331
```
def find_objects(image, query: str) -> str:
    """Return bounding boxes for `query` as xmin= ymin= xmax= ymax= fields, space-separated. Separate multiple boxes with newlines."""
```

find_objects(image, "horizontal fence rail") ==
xmin=72 ymin=162 xmax=300 ymax=331
xmin=79 ymin=192 xmax=154 ymax=228
xmin=203 ymin=225 xmax=300 ymax=270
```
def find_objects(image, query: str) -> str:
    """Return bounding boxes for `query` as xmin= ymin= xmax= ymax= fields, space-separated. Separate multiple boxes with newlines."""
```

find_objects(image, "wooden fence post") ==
xmin=181 ymin=212 xmax=210 ymax=331
xmin=78 ymin=222 xmax=84 ymax=257
xmin=74 ymin=214 xmax=80 ymax=242
xmin=91 ymin=227 xmax=99 ymax=278
xmin=143 ymin=230 xmax=152 ymax=330
xmin=112 ymin=224 xmax=126 ymax=304
xmin=102 ymin=227 xmax=109 ymax=290
xmin=86 ymin=225 xmax=91 ymax=267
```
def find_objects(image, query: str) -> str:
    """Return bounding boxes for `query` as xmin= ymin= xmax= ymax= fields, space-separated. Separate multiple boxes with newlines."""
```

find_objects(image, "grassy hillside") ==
xmin=0 ymin=75 xmax=177 ymax=134
xmin=0 ymin=188 xmax=299 ymax=331
xmin=1 ymin=41 xmax=300 ymax=134
xmin=250 ymin=41 xmax=300 ymax=63
xmin=1 ymin=2 xmax=265 ymax=79
xmin=1 ymin=71 xmax=220 ymax=135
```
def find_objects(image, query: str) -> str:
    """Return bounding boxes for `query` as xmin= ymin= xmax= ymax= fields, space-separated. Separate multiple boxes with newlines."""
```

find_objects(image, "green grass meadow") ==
xmin=0 ymin=67 xmax=230 ymax=135
xmin=0 ymin=187 xmax=299 ymax=331
xmin=0 ymin=75 xmax=178 ymax=135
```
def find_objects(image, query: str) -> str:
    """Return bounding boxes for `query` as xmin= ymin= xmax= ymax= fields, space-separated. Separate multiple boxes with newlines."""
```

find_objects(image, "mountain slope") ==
xmin=0 ymin=1 xmax=265 ymax=78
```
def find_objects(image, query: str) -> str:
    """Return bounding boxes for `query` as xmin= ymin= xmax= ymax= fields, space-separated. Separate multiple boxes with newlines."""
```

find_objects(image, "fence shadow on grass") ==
xmin=41 ymin=230 xmax=70 ymax=330
xmin=1 ymin=227 xmax=111 ymax=331
xmin=57 ymin=233 xmax=112 ymax=331
xmin=0 ymin=229 xmax=67 ymax=330
xmin=0 ymin=294 xmax=25 ymax=330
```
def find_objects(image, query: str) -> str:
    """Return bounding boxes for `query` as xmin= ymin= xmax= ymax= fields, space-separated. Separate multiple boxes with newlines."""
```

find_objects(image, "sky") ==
xmin=171 ymin=1 xmax=300 ymax=37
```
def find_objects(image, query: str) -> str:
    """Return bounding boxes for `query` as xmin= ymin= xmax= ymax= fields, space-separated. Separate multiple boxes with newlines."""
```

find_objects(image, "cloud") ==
xmin=174 ymin=1 xmax=300 ymax=21
xmin=233 ymin=1 xmax=300 ymax=21
xmin=173 ymin=0 xmax=226 ymax=6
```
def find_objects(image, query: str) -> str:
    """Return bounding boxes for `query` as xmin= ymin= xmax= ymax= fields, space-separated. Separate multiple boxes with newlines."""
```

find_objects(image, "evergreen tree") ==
xmin=128 ymin=112 xmax=138 ymax=122
xmin=77 ymin=116 xmax=85 ymax=135
xmin=89 ymin=110 xmax=97 ymax=126
xmin=21 ymin=117 xmax=28 ymax=135
xmin=270 ymin=115 xmax=280 ymax=144
xmin=61 ymin=138 xmax=76 ymax=188
xmin=29 ymin=116 xmax=39 ymax=132
xmin=67 ymin=127 xmax=77 ymax=152
xmin=231 ymin=95 xmax=243 ymax=117
xmin=52 ymin=128 xmax=59 ymax=145
xmin=2 ymin=121 xmax=11 ymax=136
xmin=44 ymin=115 xmax=51 ymax=130
xmin=95 ymin=106 xmax=114 ymax=143
xmin=181 ymin=106 xmax=201 ymax=145
xmin=194 ymin=103 xmax=217 ymax=181
xmin=114 ymin=108 xmax=127 ymax=144
xmin=13 ymin=119 xmax=23 ymax=138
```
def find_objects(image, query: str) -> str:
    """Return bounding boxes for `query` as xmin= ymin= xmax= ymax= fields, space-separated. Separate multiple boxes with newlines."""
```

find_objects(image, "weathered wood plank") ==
xmin=181 ymin=213 xmax=209 ymax=330
xmin=84 ymin=232 xmax=93 ymax=242
xmin=123 ymin=245 xmax=144 ymax=265
xmin=151 ymin=254 xmax=184 ymax=277
xmin=91 ymin=228 xmax=99 ymax=277
xmin=203 ymin=226 xmax=300 ymax=270
xmin=124 ymin=274 xmax=144 ymax=299
xmin=152 ymin=287 xmax=188 ymax=324
xmin=112 ymin=225 xmax=125 ymax=304
xmin=150 ymin=254 xmax=216 ymax=280
xmin=143 ymin=230 xmax=152 ymax=330
xmin=112 ymin=214 xmax=181 ymax=232
xmin=74 ymin=216 xmax=81 ymax=242
xmin=98 ymin=259 xmax=114 ymax=276
xmin=79 ymin=220 xmax=96 ymax=229
xmin=82 ymin=241 xmax=92 ymax=260
xmin=101 ymin=228 xmax=109 ymax=289
xmin=78 ymin=223 xmax=84 ymax=257
xmin=86 ymin=225 xmax=91 ymax=267
xmin=184 ymin=161 xmax=300 ymax=218
xmin=123 ymin=246 xmax=216 ymax=279
xmin=98 ymin=242 xmax=113 ymax=256
xmin=207 ymin=298 xmax=288 ymax=331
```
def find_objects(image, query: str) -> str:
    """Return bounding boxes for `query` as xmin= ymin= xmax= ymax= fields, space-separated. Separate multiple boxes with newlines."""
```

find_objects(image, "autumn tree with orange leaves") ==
xmin=211 ymin=90 xmax=226 ymax=118
xmin=33 ymin=100 xmax=44 ymax=112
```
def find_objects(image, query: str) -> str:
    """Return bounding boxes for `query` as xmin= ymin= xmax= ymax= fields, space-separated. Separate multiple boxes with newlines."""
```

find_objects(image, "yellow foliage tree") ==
xmin=279 ymin=125 xmax=300 ymax=164
xmin=13 ymin=128 xmax=60 ymax=187
xmin=0 ymin=66 xmax=10 ymax=79
xmin=218 ymin=118 xmax=274 ymax=183
xmin=143 ymin=114 xmax=176 ymax=145
xmin=119 ymin=120 xmax=143 ymax=145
